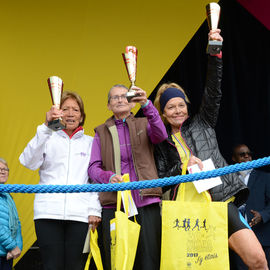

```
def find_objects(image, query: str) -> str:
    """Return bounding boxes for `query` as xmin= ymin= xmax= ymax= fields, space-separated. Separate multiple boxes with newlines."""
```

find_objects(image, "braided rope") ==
xmin=2 ymin=157 xmax=270 ymax=193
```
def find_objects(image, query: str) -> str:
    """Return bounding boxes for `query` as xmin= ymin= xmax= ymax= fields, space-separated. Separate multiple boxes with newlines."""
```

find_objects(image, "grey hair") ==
xmin=107 ymin=84 xmax=128 ymax=103
xmin=0 ymin=157 xmax=8 ymax=168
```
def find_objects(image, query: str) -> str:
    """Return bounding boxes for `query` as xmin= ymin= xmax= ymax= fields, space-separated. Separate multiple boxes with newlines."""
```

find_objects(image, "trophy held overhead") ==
xmin=47 ymin=76 xmax=66 ymax=131
xmin=206 ymin=2 xmax=223 ymax=54
xmin=122 ymin=46 xmax=141 ymax=102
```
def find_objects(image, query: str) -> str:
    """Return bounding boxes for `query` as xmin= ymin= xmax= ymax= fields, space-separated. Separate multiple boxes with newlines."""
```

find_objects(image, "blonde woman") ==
xmin=154 ymin=30 xmax=268 ymax=270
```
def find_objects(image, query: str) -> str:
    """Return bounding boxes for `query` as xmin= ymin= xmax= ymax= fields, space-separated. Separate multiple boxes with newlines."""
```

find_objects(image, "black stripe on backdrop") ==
xmin=137 ymin=0 xmax=270 ymax=169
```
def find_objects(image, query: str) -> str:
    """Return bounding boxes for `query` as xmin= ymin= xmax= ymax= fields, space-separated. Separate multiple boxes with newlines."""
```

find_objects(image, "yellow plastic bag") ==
xmin=160 ymin=164 xmax=229 ymax=270
xmin=110 ymin=174 xmax=141 ymax=270
xmin=84 ymin=229 xmax=103 ymax=270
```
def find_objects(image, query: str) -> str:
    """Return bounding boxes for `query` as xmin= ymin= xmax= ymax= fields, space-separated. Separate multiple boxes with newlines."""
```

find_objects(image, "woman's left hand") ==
xmin=129 ymin=86 xmax=148 ymax=106
xmin=188 ymin=155 xmax=203 ymax=171
xmin=88 ymin=215 xmax=101 ymax=232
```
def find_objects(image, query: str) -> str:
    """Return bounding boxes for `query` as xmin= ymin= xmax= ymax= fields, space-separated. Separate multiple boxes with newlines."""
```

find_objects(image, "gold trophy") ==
xmin=206 ymin=2 xmax=222 ymax=54
xmin=122 ymin=46 xmax=139 ymax=102
xmin=47 ymin=76 xmax=66 ymax=131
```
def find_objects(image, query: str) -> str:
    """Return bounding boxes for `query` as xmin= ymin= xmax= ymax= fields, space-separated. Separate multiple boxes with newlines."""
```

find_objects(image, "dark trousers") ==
xmin=98 ymin=203 xmax=161 ymax=270
xmin=265 ymin=246 xmax=270 ymax=268
xmin=34 ymin=219 xmax=89 ymax=270
xmin=0 ymin=257 xmax=12 ymax=270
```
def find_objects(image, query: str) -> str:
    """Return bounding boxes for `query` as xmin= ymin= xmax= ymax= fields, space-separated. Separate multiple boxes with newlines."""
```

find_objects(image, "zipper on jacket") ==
xmin=64 ymin=138 xmax=72 ymax=219
xmin=131 ymin=149 xmax=142 ymax=200
xmin=123 ymin=121 xmax=135 ymax=178
xmin=123 ymin=120 xmax=141 ymax=200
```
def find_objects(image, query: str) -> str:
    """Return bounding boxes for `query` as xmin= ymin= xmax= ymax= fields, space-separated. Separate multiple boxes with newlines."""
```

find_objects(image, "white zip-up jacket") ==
xmin=19 ymin=124 xmax=101 ymax=223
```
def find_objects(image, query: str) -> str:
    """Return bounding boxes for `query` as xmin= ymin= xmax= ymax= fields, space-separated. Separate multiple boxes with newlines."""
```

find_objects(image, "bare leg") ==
xmin=229 ymin=228 xmax=268 ymax=270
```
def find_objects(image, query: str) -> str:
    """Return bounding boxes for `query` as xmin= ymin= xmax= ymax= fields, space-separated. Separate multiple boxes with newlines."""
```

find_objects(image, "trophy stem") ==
xmin=130 ymin=81 xmax=135 ymax=89
xmin=47 ymin=76 xmax=66 ymax=131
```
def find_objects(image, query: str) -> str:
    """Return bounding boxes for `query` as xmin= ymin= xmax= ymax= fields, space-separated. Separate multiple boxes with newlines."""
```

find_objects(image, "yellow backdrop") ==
xmin=0 ymin=0 xmax=217 ymax=264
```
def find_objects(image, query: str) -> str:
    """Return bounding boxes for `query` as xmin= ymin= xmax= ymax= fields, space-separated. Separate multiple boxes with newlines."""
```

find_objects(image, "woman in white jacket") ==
xmin=19 ymin=91 xmax=101 ymax=270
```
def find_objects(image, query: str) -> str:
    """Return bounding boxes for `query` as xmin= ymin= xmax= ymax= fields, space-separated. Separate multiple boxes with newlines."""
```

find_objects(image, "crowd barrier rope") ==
xmin=2 ymin=157 xmax=270 ymax=194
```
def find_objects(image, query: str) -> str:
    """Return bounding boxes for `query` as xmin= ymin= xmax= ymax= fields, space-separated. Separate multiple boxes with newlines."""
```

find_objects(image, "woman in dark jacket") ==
xmin=154 ymin=29 xmax=268 ymax=270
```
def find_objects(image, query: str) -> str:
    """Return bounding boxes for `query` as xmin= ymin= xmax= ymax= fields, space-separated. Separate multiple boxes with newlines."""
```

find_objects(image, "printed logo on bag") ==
xmin=173 ymin=218 xmax=208 ymax=231
xmin=173 ymin=217 xmax=219 ymax=266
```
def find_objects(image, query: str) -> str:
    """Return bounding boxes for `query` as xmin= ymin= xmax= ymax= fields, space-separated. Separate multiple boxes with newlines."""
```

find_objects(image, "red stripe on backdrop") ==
xmin=237 ymin=0 xmax=270 ymax=30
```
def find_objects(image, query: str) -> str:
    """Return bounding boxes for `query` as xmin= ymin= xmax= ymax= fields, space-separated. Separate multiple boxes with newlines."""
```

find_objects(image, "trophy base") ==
xmin=48 ymin=119 xmax=66 ymax=131
xmin=126 ymin=91 xmax=140 ymax=103
xmin=206 ymin=40 xmax=222 ymax=54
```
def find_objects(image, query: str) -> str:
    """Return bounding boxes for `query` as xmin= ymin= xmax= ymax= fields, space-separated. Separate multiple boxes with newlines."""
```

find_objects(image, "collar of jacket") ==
xmin=104 ymin=113 xmax=135 ymax=128
xmin=57 ymin=127 xmax=84 ymax=139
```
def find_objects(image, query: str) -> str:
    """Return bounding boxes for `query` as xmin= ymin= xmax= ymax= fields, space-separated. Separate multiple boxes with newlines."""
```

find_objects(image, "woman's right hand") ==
xmin=188 ymin=155 xmax=203 ymax=171
xmin=45 ymin=105 xmax=63 ymax=126
xmin=110 ymin=174 xmax=123 ymax=184
xmin=208 ymin=29 xmax=223 ymax=42
xmin=88 ymin=215 xmax=101 ymax=231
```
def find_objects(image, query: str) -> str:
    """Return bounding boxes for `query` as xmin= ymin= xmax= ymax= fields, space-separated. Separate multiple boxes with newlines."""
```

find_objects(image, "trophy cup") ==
xmin=122 ymin=46 xmax=139 ymax=102
xmin=47 ymin=76 xmax=66 ymax=131
xmin=206 ymin=2 xmax=222 ymax=54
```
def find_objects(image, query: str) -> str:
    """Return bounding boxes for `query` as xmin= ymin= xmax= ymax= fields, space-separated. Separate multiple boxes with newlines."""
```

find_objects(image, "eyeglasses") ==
xmin=110 ymin=94 xmax=127 ymax=101
xmin=238 ymin=152 xmax=252 ymax=158
xmin=0 ymin=168 xmax=9 ymax=173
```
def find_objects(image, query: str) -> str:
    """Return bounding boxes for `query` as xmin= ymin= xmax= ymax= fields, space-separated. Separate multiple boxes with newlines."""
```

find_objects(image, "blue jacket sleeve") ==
xmin=15 ymin=221 xmax=23 ymax=251
xmin=0 ymin=223 xmax=17 ymax=252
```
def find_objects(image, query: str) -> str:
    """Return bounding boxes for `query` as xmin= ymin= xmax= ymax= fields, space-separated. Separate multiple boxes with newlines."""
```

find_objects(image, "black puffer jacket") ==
xmin=154 ymin=55 xmax=249 ymax=207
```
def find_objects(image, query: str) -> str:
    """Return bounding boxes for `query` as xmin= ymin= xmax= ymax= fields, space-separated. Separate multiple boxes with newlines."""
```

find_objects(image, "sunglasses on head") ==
xmin=238 ymin=151 xmax=252 ymax=157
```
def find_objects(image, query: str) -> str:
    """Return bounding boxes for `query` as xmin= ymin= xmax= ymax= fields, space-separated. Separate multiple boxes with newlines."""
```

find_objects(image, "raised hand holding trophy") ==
xmin=47 ymin=76 xmax=66 ymax=131
xmin=122 ymin=46 xmax=140 ymax=102
xmin=206 ymin=2 xmax=222 ymax=54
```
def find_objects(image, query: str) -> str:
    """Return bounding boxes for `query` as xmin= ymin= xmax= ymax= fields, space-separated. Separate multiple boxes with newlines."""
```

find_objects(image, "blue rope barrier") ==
xmin=2 ymin=157 xmax=270 ymax=193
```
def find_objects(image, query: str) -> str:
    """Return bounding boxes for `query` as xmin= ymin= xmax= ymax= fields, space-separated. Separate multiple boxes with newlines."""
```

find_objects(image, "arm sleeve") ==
xmin=19 ymin=124 xmax=53 ymax=170
xmin=142 ymin=100 xmax=168 ymax=144
xmin=154 ymin=144 xmax=182 ymax=193
xmin=199 ymin=55 xmax=223 ymax=128
xmin=88 ymin=192 xmax=102 ymax=217
xmin=0 ymin=220 xmax=17 ymax=252
xmin=15 ymin=221 xmax=23 ymax=251
xmin=88 ymin=132 xmax=115 ymax=184
xmin=154 ymin=144 xmax=182 ymax=179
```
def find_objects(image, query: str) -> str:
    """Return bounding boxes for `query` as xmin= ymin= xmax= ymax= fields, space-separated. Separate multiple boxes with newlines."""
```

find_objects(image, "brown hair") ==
xmin=60 ymin=91 xmax=86 ymax=126
xmin=153 ymin=83 xmax=190 ymax=122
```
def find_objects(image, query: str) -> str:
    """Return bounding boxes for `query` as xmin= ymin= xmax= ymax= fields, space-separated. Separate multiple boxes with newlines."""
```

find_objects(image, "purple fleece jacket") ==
xmin=88 ymin=100 xmax=167 ymax=208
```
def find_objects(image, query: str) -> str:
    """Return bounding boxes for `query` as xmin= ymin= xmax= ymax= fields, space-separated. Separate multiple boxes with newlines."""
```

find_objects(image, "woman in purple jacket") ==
xmin=88 ymin=84 xmax=167 ymax=270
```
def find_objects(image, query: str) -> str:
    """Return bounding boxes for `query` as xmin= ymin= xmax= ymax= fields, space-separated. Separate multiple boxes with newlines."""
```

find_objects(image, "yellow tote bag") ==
xmin=160 ymin=166 xmax=229 ymax=270
xmin=84 ymin=229 xmax=103 ymax=270
xmin=110 ymin=174 xmax=141 ymax=270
